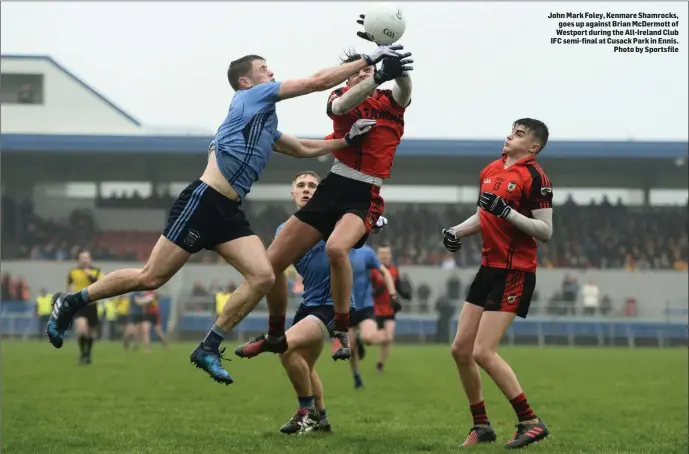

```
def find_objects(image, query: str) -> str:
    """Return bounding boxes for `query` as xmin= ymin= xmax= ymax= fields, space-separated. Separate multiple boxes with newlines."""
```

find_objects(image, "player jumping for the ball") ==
xmin=47 ymin=44 xmax=408 ymax=385
xmin=273 ymin=170 xmax=388 ymax=434
xmin=235 ymin=17 xmax=413 ymax=362
xmin=442 ymin=119 xmax=553 ymax=449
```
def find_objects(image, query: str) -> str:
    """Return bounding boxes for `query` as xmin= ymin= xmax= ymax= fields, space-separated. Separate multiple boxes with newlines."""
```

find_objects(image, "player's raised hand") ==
xmin=356 ymin=14 xmax=375 ymax=42
xmin=344 ymin=119 xmax=376 ymax=145
xmin=374 ymin=53 xmax=414 ymax=84
xmin=478 ymin=192 xmax=512 ymax=219
xmin=442 ymin=228 xmax=462 ymax=253
xmin=362 ymin=44 xmax=406 ymax=65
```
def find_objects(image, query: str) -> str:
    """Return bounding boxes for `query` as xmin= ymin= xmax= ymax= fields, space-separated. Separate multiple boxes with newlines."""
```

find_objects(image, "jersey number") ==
xmin=492 ymin=182 xmax=502 ymax=191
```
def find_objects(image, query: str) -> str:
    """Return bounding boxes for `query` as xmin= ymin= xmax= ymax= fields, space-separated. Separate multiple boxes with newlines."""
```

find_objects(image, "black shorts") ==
xmin=163 ymin=180 xmax=254 ymax=253
xmin=292 ymin=305 xmax=355 ymax=337
xmin=375 ymin=314 xmax=395 ymax=330
xmin=465 ymin=266 xmax=536 ymax=319
xmin=350 ymin=307 xmax=375 ymax=327
xmin=131 ymin=313 xmax=155 ymax=324
xmin=293 ymin=172 xmax=384 ymax=249
xmin=74 ymin=304 xmax=100 ymax=327
xmin=117 ymin=315 xmax=130 ymax=325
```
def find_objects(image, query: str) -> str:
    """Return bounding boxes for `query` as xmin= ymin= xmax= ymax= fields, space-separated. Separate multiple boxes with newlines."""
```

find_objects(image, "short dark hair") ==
xmin=513 ymin=118 xmax=549 ymax=153
xmin=377 ymin=243 xmax=391 ymax=249
xmin=227 ymin=54 xmax=264 ymax=91
xmin=292 ymin=171 xmax=320 ymax=183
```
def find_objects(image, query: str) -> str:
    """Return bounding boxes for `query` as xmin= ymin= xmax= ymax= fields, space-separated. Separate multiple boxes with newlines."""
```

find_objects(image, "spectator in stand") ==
xmin=580 ymin=279 xmax=600 ymax=316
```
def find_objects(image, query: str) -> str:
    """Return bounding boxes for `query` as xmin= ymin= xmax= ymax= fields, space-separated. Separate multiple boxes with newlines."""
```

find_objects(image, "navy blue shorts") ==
xmin=292 ymin=305 xmax=355 ymax=337
xmin=163 ymin=180 xmax=254 ymax=253
xmin=350 ymin=307 xmax=375 ymax=327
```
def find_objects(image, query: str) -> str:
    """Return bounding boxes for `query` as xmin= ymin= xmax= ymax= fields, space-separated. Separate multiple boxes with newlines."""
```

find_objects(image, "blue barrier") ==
xmin=177 ymin=312 xmax=688 ymax=344
xmin=1 ymin=298 xmax=171 ymax=341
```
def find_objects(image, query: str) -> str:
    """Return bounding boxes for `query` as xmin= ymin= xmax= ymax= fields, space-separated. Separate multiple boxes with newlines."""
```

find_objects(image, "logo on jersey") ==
xmin=541 ymin=186 xmax=553 ymax=197
xmin=507 ymin=181 xmax=517 ymax=192
xmin=185 ymin=229 xmax=200 ymax=247
xmin=507 ymin=295 xmax=518 ymax=305
xmin=483 ymin=178 xmax=492 ymax=184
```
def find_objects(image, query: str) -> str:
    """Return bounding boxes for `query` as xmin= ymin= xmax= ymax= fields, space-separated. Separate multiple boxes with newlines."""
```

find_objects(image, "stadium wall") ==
xmin=4 ymin=261 xmax=687 ymax=320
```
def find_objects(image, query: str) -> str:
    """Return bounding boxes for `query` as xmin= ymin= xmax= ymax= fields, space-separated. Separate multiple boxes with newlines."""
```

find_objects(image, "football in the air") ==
xmin=363 ymin=3 xmax=406 ymax=46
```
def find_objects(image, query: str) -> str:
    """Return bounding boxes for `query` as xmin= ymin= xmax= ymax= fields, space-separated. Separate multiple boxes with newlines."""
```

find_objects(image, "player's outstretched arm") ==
xmin=331 ymin=52 xmax=414 ymax=115
xmin=391 ymin=74 xmax=412 ymax=108
xmin=273 ymin=119 xmax=376 ymax=158
xmin=277 ymin=45 xmax=406 ymax=101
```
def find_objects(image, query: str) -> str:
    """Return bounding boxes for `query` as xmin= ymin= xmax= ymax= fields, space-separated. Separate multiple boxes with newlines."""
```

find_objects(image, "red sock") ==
xmin=334 ymin=311 xmax=349 ymax=332
xmin=509 ymin=393 xmax=536 ymax=422
xmin=470 ymin=401 xmax=489 ymax=426
xmin=268 ymin=315 xmax=285 ymax=338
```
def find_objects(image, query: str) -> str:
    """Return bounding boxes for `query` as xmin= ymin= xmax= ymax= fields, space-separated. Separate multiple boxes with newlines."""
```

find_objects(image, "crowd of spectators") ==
xmin=3 ymin=195 xmax=687 ymax=271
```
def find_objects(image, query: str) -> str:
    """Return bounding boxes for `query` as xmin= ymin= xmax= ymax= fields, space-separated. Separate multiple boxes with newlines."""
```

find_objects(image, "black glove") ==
xmin=390 ymin=293 xmax=403 ymax=314
xmin=356 ymin=14 xmax=375 ymax=42
xmin=478 ymin=192 xmax=512 ymax=218
xmin=373 ymin=54 xmax=414 ymax=84
xmin=442 ymin=228 xmax=462 ymax=253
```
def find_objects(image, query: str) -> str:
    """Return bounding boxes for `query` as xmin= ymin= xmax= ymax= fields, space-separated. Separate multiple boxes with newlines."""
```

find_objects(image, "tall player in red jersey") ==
xmin=235 ymin=25 xmax=414 ymax=362
xmin=442 ymin=119 xmax=553 ymax=449
xmin=371 ymin=244 xmax=402 ymax=373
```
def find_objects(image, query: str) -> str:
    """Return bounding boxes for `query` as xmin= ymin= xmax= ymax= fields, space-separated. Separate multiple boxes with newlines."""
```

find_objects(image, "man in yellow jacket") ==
xmin=36 ymin=288 xmax=53 ymax=340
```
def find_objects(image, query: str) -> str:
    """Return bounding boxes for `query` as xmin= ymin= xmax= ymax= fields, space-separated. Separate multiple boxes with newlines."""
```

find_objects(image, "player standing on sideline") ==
xmin=65 ymin=251 xmax=103 ymax=365
xmin=46 ymin=44 xmax=406 ymax=384
xmin=236 ymin=18 xmax=414 ymax=362
xmin=271 ymin=171 xmax=387 ymax=434
xmin=348 ymin=243 xmax=397 ymax=389
xmin=442 ymin=119 xmax=553 ymax=449
xmin=371 ymin=244 xmax=403 ymax=373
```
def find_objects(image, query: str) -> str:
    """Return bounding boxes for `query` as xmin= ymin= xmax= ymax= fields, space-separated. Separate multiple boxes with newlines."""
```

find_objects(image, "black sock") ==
xmin=319 ymin=408 xmax=328 ymax=421
xmin=69 ymin=289 xmax=91 ymax=310
xmin=85 ymin=337 xmax=94 ymax=357
xmin=202 ymin=325 xmax=227 ymax=350
xmin=78 ymin=335 xmax=87 ymax=356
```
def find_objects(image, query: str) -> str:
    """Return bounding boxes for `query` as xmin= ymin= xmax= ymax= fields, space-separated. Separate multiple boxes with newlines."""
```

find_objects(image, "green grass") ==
xmin=2 ymin=341 xmax=687 ymax=453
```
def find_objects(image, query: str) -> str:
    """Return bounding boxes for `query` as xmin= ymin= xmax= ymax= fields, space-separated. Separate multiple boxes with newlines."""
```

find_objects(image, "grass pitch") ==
xmin=2 ymin=341 xmax=687 ymax=453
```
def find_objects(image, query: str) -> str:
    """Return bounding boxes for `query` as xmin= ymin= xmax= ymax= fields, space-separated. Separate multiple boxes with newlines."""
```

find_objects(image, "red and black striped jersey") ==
xmin=326 ymin=86 xmax=406 ymax=179
xmin=478 ymin=155 xmax=553 ymax=273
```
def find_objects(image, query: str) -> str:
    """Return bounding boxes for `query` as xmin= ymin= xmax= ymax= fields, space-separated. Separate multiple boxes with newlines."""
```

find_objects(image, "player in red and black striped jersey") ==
xmin=442 ymin=119 xmax=552 ymax=449
xmin=371 ymin=244 xmax=404 ymax=373
xmin=241 ymin=24 xmax=414 ymax=363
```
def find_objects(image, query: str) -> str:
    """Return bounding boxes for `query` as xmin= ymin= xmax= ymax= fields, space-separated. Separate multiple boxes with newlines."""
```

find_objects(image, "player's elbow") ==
xmin=538 ymin=230 xmax=553 ymax=243
xmin=330 ymin=100 xmax=348 ymax=116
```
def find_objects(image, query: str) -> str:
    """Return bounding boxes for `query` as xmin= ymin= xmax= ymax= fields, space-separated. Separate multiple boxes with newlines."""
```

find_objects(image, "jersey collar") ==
xmin=501 ymin=154 xmax=536 ymax=166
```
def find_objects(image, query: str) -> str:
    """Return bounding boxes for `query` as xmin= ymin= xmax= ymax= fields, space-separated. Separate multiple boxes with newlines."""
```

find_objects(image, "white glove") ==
xmin=344 ymin=119 xmax=376 ymax=145
xmin=362 ymin=44 xmax=408 ymax=65
xmin=372 ymin=215 xmax=388 ymax=234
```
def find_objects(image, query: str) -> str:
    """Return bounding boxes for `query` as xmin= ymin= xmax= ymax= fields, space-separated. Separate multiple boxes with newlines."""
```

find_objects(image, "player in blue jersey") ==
xmin=348 ymin=244 xmax=397 ymax=389
xmin=46 ymin=45 xmax=407 ymax=385
xmin=273 ymin=171 xmax=351 ymax=434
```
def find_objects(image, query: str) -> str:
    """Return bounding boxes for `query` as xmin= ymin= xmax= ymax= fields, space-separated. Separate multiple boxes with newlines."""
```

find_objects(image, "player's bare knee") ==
xmin=137 ymin=266 xmax=169 ymax=290
xmin=246 ymin=268 xmax=275 ymax=294
xmin=472 ymin=345 xmax=494 ymax=367
xmin=451 ymin=341 xmax=473 ymax=364
xmin=325 ymin=241 xmax=349 ymax=265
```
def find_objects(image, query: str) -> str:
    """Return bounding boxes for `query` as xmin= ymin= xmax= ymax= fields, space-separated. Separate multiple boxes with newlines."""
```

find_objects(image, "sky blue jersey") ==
xmin=350 ymin=246 xmax=382 ymax=311
xmin=213 ymin=81 xmax=283 ymax=200
xmin=276 ymin=222 xmax=354 ymax=308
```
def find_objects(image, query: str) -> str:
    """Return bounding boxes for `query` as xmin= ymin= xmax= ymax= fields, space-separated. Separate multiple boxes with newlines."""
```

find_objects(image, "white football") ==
xmin=363 ymin=3 xmax=406 ymax=46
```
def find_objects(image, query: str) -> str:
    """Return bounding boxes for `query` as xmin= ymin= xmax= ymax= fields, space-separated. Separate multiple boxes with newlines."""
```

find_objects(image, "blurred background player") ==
xmin=348 ymin=242 xmax=396 ymax=389
xmin=443 ymin=119 xmax=553 ymax=449
xmin=129 ymin=291 xmax=159 ymax=353
xmin=238 ymin=31 xmax=414 ymax=362
xmin=66 ymin=251 xmax=103 ymax=365
xmin=372 ymin=244 xmax=405 ymax=373
xmin=35 ymin=288 xmax=53 ymax=340
xmin=146 ymin=294 xmax=168 ymax=350
xmin=264 ymin=171 xmax=350 ymax=433
xmin=47 ymin=46 xmax=405 ymax=385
